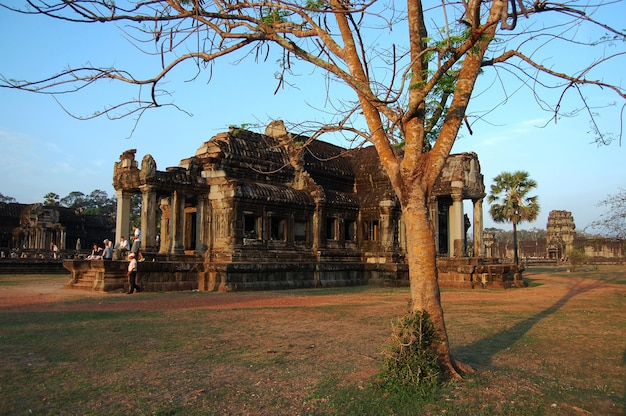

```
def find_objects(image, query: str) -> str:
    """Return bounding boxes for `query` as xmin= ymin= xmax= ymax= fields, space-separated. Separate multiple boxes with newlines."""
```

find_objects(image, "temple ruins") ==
xmin=546 ymin=210 xmax=577 ymax=260
xmin=0 ymin=203 xmax=114 ymax=256
xmin=63 ymin=122 xmax=522 ymax=291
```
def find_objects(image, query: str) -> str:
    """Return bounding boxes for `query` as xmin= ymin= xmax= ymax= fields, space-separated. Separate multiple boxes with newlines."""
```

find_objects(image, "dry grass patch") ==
xmin=0 ymin=266 xmax=624 ymax=415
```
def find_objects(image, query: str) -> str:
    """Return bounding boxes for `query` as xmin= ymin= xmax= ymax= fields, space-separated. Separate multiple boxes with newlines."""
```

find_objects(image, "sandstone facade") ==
xmin=65 ymin=122 xmax=522 ymax=291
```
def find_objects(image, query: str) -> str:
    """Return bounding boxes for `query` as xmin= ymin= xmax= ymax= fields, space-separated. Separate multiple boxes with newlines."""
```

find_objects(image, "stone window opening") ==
xmin=325 ymin=217 xmax=338 ymax=240
xmin=269 ymin=216 xmax=287 ymax=241
xmin=184 ymin=209 xmax=197 ymax=252
xmin=244 ymin=214 xmax=261 ymax=239
xmin=294 ymin=220 xmax=309 ymax=242
xmin=345 ymin=219 xmax=357 ymax=241
xmin=363 ymin=219 xmax=380 ymax=241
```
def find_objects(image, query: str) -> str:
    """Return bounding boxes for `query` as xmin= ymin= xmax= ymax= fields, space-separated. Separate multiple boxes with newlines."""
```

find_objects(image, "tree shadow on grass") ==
xmin=454 ymin=277 xmax=618 ymax=369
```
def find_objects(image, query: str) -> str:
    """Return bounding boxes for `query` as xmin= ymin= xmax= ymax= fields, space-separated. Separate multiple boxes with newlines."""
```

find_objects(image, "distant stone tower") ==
xmin=546 ymin=210 xmax=576 ymax=260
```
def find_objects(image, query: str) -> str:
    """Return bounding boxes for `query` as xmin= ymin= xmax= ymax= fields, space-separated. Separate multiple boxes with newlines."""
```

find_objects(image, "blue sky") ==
xmin=0 ymin=3 xmax=624 ymax=233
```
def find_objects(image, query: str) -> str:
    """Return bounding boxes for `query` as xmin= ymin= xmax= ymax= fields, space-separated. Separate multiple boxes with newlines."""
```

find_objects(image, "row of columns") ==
xmin=114 ymin=187 xmax=484 ymax=259
xmin=18 ymin=227 xmax=66 ymax=251
xmin=115 ymin=188 xmax=209 ymax=256
xmin=445 ymin=185 xmax=484 ymax=258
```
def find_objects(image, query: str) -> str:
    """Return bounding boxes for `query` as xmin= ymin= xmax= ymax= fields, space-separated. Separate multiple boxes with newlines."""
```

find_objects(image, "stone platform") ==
xmin=63 ymin=259 xmax=203 ymax=292
xmin=436 ymin=257 xmax=525 ymax=289
xmin=63 ymin=257 xmax=522 ymax=292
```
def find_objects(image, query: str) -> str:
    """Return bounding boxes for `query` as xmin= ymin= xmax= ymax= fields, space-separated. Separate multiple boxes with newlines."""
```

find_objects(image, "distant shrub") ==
xmin=567 ymin=248 xmax=589 ymax=272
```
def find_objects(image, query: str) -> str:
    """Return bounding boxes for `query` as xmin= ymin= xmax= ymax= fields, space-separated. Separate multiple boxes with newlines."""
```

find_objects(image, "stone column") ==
xmin=195 ymin=195 xmax=208 ymax=255
xmin=450 ymin=187 xmax=465 ymax=257
xmin=311 ymin=205 xmax=321 ymax=252
xmin=39 ymin=228 xmax=45 ymax=249
xmin=140 ymin=185 xmax=158 ymax=252
xmin=115 ymin=189 xmax=132 ymax=243
xmin=473 ymin=198 xmax=484 ymax=257
xmin=169 ymin=190 xmax=186 ymax=254
xmin=379 ymin=200 xmax=394 ymax=251
xmin=159 ymin=198 xmax=171 ymax=255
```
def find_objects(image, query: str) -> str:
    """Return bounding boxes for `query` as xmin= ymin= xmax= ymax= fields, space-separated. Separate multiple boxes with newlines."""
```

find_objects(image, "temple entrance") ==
xmin=184 ymin=208 xmax=197 ymax=252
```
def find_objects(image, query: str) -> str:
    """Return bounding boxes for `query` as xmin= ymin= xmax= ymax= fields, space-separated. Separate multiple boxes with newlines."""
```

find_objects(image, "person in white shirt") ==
xmin=113 ymin=236 xmax=129 ymax=260
xmin=126 ymin=252 xmax=142 ymax=294
xmin=131 ymin=226 xmax=145 ymax=261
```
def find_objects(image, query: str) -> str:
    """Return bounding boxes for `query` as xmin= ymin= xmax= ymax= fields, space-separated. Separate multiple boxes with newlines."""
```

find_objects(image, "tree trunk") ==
xmin=402 ymin=199 xmax=466 ymax=380
xmin=513 ymin=221 xmax=519 ymax=265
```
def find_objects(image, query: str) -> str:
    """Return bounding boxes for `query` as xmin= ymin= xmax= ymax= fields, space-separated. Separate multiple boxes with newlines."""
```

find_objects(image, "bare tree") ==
xmin=589 ymin=188 xmax=626 ymax=238
xmin=1 ymin=0 xmax=624 ymax=380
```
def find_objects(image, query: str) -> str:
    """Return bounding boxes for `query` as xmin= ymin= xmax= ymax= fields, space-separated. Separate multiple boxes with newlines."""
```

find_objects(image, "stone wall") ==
xmin=436 ymin=257 xmax=523 ymax=289
xmin=63 ymin=259 xmax=202 ymax=292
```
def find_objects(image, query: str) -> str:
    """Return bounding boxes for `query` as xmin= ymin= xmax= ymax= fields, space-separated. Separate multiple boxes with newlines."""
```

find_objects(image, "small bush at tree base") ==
xmin=377 ymin=309 xmax=442 ymax=396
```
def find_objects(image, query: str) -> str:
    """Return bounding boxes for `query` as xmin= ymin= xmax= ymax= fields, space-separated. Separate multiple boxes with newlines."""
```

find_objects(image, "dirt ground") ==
xmin=0 ymin=268 xmax=620 ymax=312
xmin=0 ymin=274 xmax=407 ymax=312
xmin=1 ymin=268 xmax=624 ymax=415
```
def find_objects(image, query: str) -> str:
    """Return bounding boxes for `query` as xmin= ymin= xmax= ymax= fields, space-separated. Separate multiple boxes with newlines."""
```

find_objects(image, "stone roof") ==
xmin=349 ymin=146 xmax=397 ymax=207
xmin=235 ymin=181 xmax=315 ymax=206
xmin=303 ymin=140 xmax=355 ymax=193
xmin=118 ymin=125 xmax=483 ymax=211
xmin=431 ymin=152 xmax=485 ymax=200
xmin=196 ymin=130 xmax=295 ymax=185
xmin=195 ymin=129 xmax=357 ymax=190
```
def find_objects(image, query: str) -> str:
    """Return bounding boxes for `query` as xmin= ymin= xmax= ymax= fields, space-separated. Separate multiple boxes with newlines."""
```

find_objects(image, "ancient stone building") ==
xmin=0 ymin=203 xmax=24 ymax=250
xmin=546 ymin=210 xmax=576 ymax=260
xmin=487 ymin=209 xmax=625 ymax=263
xmin=65 ymin=122 xmax=525 ymax=292
xmin=0 ymin=202 xmax=114 ymax=257
xmin=545 ymin=210 xmax=625 ymax=262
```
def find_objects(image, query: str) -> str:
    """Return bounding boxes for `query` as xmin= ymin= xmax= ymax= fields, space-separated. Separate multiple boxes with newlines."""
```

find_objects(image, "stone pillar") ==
xmin=169 ymin=190 xmax=186 ymax=254
xmin=140 ymin=185 xmax=158 ymax=253
xmin=115 ymin=189 xmax=132 ymax=243
xmin=473 ymin=198 xmax=484 ymax=257
xmin=39 ymin=228 xmax=45 ymax=249
xmin=312 ymin=205 xmax=321 ymax=252
xmin=379 ymin=201 xmax=394 ymax=251
xmin=159 ymin=198 xmax=171 ymax=255
xmin=195 ymin=195 xmax=208 ymax=255
xmin=450 ymin=188 xmax=465 ymax=257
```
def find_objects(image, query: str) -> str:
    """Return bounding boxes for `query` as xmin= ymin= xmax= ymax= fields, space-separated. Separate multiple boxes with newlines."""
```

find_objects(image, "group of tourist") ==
xmin=85 ymin=226 xmax=145 ymax=262
xmin=86 ymin=240 xmax=113 ymax=260
xmin=84 ymin=225 xmax=145 ymax=294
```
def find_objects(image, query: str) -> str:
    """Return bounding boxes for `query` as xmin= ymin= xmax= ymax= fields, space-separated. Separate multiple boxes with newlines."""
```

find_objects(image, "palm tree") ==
xmin=488 ymin=171 xmax=540 ymax=265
